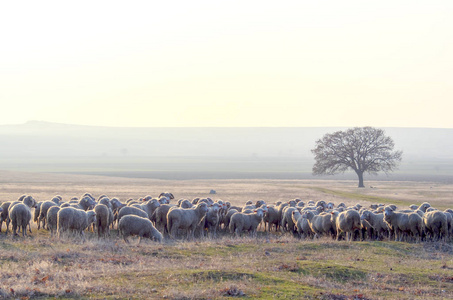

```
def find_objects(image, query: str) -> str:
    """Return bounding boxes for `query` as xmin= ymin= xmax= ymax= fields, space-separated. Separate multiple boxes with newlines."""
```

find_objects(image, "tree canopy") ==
xmin=311 ymin=127 xmax=403 ymax=187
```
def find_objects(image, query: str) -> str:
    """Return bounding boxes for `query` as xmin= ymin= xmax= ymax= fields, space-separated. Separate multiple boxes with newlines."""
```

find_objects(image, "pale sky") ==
xmin=1 ymin=1 xmax=452 ymax=127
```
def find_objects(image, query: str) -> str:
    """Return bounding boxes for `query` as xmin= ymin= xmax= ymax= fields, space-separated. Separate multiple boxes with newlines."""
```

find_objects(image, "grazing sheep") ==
xmin=46 ymin=206 xmax=60 ymax=237
xmin=94 ymin=204 xmax=111 ymax=239
xmin=423 ymin=211 xmax=448 ymax=241
xmin=9 ymin=203 xmax=32 ymax=236
xmin=57 ymin=207 xmax=96 ymax=240
xmin=229 ymin=208 xmax=265 ymax=237
xmin=38 ymin=200 xmax=58 ymax=230
xmin=119 ymin=215 xmax=163 ymax=244
xmin=384 ymin=208 xmax=423 ymax=242
xmin=167 ymin=203 xmax=208 ymax=240
xmin=331 ymin=210 xmax=362 ymax=241
xmin=117 ymin=206 xmax=149 ymax=230
xmin=360 ymin=210 xmax=390 ymax=240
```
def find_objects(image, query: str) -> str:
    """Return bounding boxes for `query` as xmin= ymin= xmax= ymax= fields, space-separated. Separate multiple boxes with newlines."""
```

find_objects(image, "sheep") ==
xmin=302 ymin=211 xmax=335 ymax=239
xmin=51 ymin=196 xmax=62 ymax=205
xmin=111 ymin=198 xmax=125 ymax=212
xmin=159 ymin=192 xmax=174 ymax=201
xmin=38 ymin=200 xmax=58 ymax=230
xmin=292 ymin=210 xmax=313 ymax=239
xmin=280 ymin=206 xmax=299 ymax=235
xmin=277 ymin=201 xmax=296 ymax=229
xmin=94 ymin=204 xmax=111 ymax=239
xmin=423 ymin=211 xmax=448 ymax=241
xmin=151 ymin=204 xmax=174 ymax=235
xmin=119 ymin=215 xmax=163 ymax=244
xmin=200 ymin=203 xmax=221 ymax=238
xmin=417 ymin=202 xmax=431 ymax=213
xmin=444 ymin=209 xmax=453 ymax=239
xmin=315 ymin=200 xmax=327 ymax=210
xmin=220 ymin=208 xmax=238 ymax=231
xmin=132 ymin=199 xmax=160 ymax=220
xmin=6 ymin=195 xmax=37 ymax=234
xmin=0 ymin=202 xmax=11 ymax=233
xmin=46 ymin=206 xmax=60 ymax=237
xmin=384 ymin=208 xmax=423 ymax=242
xmin=117 ymin=206 xmax=149 ymax=231
xmin=263 ymin=205 xmax=279 ymax=232
xmin=255 ymin=200 xmax=266 ymax=208
xmin=34 ymin=201 xmax=43 ymax=229
xmin=296 ymin=201 xmax=305 ymax=208
xmin=177 ymin=199 xmax=193 ymax=208
xmin=409 ymin=204 xmax=418 ymax=210
xmin=70 ymin=196 xmax=96 ymax=211
xmin=167 ymin=203 xmax=208 ymax=240
xmin=331 ymin=210 xmax=362 ymax=241
xmin=360 ymin=210 xmax=390 ymax=240
xmin=98 ymin=197 xmax=113 ymax=210
xmin=229 ymin=208 xmax=265 ymax=237
xmin=57 ymin=207 xmax=96 ymax=240
xmin=9 ymin=203 xmax=32 ymax=236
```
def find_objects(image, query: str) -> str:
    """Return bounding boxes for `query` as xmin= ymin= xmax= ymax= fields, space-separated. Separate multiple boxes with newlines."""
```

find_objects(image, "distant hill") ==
xmin=0 ymin=121 xmax=452 ymax=181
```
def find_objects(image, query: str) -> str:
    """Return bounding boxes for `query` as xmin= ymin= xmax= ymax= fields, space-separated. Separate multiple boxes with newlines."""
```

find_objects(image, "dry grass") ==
xmin=1 ymin=171 xmax=453 ymax=299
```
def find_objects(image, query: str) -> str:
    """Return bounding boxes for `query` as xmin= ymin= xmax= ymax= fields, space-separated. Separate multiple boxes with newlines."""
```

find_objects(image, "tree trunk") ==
xmin=357 ymin=171 xmax=365 ymax=188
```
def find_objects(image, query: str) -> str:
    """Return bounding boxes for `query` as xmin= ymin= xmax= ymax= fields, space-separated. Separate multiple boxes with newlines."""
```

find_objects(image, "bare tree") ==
xmin=311 ymin=127 xmax=403 ymax=188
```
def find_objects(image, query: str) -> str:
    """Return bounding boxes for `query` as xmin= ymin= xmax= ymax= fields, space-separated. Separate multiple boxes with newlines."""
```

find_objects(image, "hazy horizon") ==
xmin=1 ymin=1 xmax=453 ymax=128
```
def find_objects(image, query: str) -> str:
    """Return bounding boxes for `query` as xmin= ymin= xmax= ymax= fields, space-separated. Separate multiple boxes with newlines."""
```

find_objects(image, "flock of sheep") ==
xmin=0 ymin=192 xmax=452 ymax=244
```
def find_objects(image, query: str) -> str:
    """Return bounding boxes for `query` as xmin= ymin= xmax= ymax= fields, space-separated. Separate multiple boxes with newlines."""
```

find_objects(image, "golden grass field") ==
xmin=0 ymin=170 xmax=453 ymax=299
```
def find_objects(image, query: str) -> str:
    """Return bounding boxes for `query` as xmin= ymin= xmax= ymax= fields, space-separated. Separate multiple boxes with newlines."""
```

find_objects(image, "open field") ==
xmin=1 ymin=171 xmax=453 ymax=299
